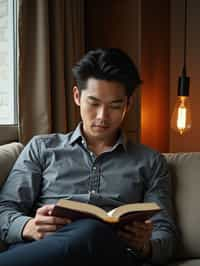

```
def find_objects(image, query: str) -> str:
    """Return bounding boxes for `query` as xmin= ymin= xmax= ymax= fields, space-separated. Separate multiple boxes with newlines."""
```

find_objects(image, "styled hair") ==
xmin=72 ymin=48 xmax=142 ymax=97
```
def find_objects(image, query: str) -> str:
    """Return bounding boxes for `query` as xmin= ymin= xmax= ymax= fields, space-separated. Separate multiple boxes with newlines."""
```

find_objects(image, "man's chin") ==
xmin=90 ymin=128 xmax=110 ymax=138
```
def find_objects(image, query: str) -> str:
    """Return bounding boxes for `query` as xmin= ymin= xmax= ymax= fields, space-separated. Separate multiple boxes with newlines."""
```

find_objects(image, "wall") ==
xmin=141 ymin=0 xmax=170 ymax=152
xmin=85 ymin=0 xmax=141 ymax=143
xmin=170 ymin=0 xmax=200 ymax=152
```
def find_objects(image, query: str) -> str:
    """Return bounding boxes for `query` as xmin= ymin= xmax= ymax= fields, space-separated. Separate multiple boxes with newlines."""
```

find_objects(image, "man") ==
xmin=0 ymin=48 xmax=177 ymax=266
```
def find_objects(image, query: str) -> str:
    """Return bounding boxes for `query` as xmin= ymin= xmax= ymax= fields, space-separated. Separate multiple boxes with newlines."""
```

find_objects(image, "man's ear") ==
xmin=73 ymin=86 xmax=81 ymax=106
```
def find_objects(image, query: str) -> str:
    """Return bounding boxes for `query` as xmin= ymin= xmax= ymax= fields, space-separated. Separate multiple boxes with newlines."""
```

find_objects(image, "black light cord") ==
xmin=178 ymin=0 xmax=190 ymax=96
xmin=183 ymin=0 xmax=187 ymax=75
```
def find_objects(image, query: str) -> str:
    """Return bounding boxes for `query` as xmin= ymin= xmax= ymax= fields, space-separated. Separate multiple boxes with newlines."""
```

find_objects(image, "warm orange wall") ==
xmin=141 ymin=0 xmax=170 ymax=152
xmin=170 ymin=0 xmax=200 ymax=152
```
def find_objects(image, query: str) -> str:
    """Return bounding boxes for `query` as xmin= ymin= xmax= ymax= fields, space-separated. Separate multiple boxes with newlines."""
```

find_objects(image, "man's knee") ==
xmin=55 ymin=218 xmax=116 ymax=252
xmin=74 ymin=218 xmax=112 ymax=235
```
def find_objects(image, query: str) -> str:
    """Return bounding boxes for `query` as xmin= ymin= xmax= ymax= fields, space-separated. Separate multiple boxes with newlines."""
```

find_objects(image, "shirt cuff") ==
xmin=6 ymin=216 xmax=32 ymax=244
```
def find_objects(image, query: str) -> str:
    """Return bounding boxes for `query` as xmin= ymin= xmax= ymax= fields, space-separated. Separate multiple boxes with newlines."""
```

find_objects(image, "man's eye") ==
xmin=110 ymin=105 xmax=121 ymax=109
xmin=89 ymin=102 xmax=99 ymax=106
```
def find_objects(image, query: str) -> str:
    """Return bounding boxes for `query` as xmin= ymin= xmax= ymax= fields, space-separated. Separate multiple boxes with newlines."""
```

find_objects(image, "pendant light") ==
xmin=170 ymin=0 xmax=192 ymax=135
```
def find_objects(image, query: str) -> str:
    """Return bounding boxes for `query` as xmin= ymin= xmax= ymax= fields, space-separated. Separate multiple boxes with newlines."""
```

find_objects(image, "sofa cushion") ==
xmin=0 ymin=142 xmax=24 ymax=188
xmin=164 ymin=153 xmax=200 ymax=260
xmin=168 ymin=259 xmax=200 ymax=266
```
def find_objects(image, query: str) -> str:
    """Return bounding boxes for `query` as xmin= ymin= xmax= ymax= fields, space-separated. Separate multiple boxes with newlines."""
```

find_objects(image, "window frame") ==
xmin=0 ymin=0 xmax=18 ymax=144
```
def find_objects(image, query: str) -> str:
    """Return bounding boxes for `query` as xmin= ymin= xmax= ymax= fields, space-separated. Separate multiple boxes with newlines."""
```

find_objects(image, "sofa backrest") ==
xmin=0 ymin=142 xmax=24 ymax=188
xmin=164 ymin=152 xmax=200 ymax=260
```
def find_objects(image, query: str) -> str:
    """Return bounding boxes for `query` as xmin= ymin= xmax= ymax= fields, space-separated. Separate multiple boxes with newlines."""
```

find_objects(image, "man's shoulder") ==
xmin=28 ymin=131 xmax=73 ymax=149
xmin=126 ymin=141 xmax=164 ymax=163
xmin=126 ymin=141 xmax=158 ymax=156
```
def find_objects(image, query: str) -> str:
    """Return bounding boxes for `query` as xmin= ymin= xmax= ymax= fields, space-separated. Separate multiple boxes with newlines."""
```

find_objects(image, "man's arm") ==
xmin=118 ymin=153 xmax=177 ymax=264
xmin=0 ymin=137 xmax=42 ymax=244
xmin=144 ymin=153 xmax=177 ymax=264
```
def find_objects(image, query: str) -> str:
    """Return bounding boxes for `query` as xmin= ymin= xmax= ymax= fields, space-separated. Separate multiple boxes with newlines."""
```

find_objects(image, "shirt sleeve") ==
xmin=0 ymin=136 xmax=43 ymax=244
xmin=144 ymin=153 xmax=177 ymax=265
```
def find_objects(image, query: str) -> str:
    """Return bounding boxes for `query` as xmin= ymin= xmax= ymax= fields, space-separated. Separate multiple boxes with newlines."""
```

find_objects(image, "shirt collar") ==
xmin=69 ymin=123 xmax=83 ymax=145
xmin=69 ymin=122 xmax=128 ymax=151
xmin=113 ymin=131 xmax=127 ymax=151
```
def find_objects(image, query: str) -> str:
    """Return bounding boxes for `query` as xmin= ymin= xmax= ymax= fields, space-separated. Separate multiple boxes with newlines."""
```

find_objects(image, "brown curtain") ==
xmin=18 ymin=0 xmax=85 ymax=144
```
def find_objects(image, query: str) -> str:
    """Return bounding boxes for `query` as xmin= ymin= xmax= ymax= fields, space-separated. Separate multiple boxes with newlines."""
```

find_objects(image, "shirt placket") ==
xmin=80 ymin=138 xmax=101 ymax=195
xmin=88 ymin=158 xmax=101 ymax=194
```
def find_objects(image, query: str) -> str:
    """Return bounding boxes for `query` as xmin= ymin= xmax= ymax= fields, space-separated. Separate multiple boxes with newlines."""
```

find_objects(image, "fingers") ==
xmin=36 ymin=205 xmax=71 ymax=225
xmin=118 ymin=230 xmax=144 ymax=250
xmin=118 ymin=228 xmax=149 ymax=243
xmin=118 ymin=220 xmax=153 ymax=251
xmin=35 ymin=224 xmax=63 ymax=233
xmin=32 ymin=221 xmax=64 ymax=240
xmin=129 ymin=220 xmax=153 ymax=231
xmin=35 ymin=214 xmax=71 ymax=226
xmin=122 ymin=220 xmax=152 ymax=235
xmin=118 ymin=230 xmax=132 ymax=242
xmin=33 ymin=205 xmax=71 ymax=239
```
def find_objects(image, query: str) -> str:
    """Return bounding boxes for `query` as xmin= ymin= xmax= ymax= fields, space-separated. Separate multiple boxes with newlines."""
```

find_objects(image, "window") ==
xmin=0 ymin=0 xmax=18 ymax=144
xmin=0 ymin=0 xmax=17 ymax=125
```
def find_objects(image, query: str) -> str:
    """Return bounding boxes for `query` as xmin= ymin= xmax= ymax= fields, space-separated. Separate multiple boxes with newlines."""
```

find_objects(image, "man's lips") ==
xmin=93 ymin=125 xmax=109 ymax=129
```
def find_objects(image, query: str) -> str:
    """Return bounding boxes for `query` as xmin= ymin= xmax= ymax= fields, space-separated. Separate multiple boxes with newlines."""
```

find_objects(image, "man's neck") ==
xmin=88 ymin=142 xmax=113 ymax=156
xmin=84 ymin=133 xmax=119 ymax=156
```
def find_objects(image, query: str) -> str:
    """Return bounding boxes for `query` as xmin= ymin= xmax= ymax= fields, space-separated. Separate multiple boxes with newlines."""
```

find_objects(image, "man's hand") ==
xmin=118 ymin=220 xmax=153 ymax=257
xmin=22 ymin=204 xmax=71 ymax=240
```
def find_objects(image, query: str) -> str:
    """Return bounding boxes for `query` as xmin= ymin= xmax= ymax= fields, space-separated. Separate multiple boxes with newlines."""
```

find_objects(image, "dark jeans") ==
xmin=0 ymin=219 xmax=142 ymax=266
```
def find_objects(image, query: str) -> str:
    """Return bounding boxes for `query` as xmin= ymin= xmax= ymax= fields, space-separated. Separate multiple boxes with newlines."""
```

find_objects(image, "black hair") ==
xmin=72 ymin=48 xmax=142 ymax=97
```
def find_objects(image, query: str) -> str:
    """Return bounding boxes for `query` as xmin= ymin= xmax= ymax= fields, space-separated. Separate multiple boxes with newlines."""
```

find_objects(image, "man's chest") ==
xmin=40 ymin=149 xmax=146 ymax=204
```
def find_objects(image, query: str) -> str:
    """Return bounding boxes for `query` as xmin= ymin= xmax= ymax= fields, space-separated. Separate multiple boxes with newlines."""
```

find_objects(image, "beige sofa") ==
xmin=0 ymin=142 xmax=200 ymax=266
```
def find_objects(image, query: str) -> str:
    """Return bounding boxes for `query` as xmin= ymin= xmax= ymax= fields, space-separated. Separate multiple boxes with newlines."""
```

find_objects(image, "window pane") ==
xmin=0 ymin=0 xmax=17 ymax=125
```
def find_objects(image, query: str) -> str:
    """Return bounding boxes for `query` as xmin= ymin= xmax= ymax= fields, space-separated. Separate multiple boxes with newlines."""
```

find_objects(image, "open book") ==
xmin=51 ymin=199 xmax=161 ymax=225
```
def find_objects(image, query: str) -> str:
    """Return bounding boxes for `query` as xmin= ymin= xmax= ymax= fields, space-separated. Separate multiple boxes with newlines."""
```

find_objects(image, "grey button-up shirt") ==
xmin=0 ymin=123 xmax=177 ymax=264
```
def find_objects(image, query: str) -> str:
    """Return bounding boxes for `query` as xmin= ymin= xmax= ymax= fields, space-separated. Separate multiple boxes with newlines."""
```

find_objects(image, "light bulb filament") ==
xmin=177 ymin=106 xmax=186 ymax=134
xmin=171 ymin=96 xmax=191 ymax=135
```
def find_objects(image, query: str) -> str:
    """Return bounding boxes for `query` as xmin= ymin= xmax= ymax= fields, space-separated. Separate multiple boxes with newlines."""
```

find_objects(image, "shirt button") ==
xmin=92 ymin=166 xmax=96 ymax=170
xmin=91 ymin=190 xmax=96 ymax=194
xmin=81 ymin=140 xmax=85 ymax=144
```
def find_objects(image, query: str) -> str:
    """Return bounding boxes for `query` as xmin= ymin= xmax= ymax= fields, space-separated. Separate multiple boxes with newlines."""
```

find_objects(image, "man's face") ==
xmin=73 ymin=78 xmax=132 ymax=142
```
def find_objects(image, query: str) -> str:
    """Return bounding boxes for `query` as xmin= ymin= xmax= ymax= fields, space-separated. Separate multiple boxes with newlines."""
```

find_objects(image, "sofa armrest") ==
xmin=164 ymin=152 xmax=200 ymax=260
xmin=0 ymin=142 xmax=24 ymax=188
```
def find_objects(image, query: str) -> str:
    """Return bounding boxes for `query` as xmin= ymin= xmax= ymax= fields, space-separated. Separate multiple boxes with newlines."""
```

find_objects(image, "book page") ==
xmin=107 ymin=202 xmax=160 ymax=219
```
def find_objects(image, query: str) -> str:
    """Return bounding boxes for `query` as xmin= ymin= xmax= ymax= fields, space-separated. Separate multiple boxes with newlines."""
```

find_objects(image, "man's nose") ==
xmin=96 ymin=106 xmax=109 ymax=120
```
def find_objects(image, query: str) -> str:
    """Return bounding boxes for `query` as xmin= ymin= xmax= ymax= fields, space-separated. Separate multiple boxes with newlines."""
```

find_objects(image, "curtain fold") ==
xmin=18 ymin=0 xmax=85 ymax=144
